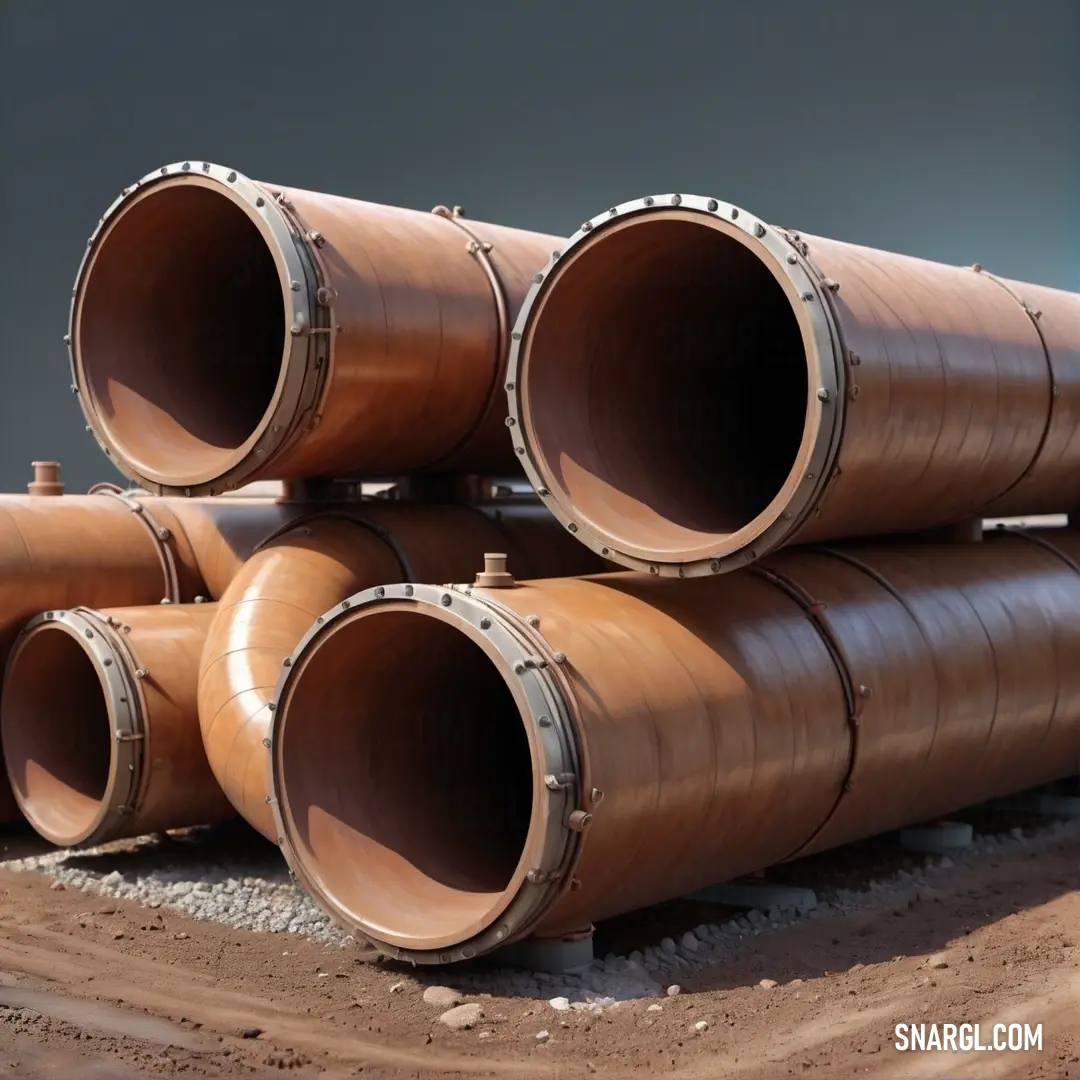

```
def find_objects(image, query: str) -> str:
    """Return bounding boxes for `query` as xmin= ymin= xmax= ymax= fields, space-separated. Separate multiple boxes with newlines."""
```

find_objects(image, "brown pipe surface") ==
xmin=0 ymin=486 xmax=332 ymax=822
xmin=2 ymin=604 xmax=231 ymax=847
xmin=507 ymin=194 xmax=1080 ymax=575
xmin=198 ymin=502 xmax=607 ymax=838
xmin=70 ymin=161 xmax=562 ymax=495
xmin=267 ymin=529 xmax=1080 ymax=963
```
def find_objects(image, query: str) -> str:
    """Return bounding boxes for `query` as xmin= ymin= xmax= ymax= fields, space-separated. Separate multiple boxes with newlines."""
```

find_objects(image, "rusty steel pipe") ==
xmin=267 ymin=530 xmax=1080 ymax=963
xmin=70 ymin=162 xmax=562 ymax=495
xmin=507 ymin=194 xmax=1080 ymax=576
xmin=198 ymin=502 xmax=607 ymax=838
xmin=2 ymin=604 xmax=232 ymax=848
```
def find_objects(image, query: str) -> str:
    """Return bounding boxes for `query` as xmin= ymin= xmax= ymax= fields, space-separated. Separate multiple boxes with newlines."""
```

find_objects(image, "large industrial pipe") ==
xmin=506 ymin=194 xmax=1080 ymax=576
xmin=267 ymin=529 xmax=1080 ymax=963
xmin=2 ymin=604 xmax=231 ymax=848
xmin=69 ymin=161 xmax=562 ymax=495
xmin=0 ymin=464 xmax=340 ymax=823
xmin=198 ymin=502 xmax=608 ymax=838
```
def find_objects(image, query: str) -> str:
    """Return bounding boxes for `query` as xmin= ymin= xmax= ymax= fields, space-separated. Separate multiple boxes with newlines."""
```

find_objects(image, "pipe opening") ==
xmin=76 ymin=183 xmax=286 ymax=480
xmin=523 ymin=214 xmax=808 ymax=557
xmin=2 ymin=628 xmax=111 ymax=844
xmin=279 ymin=608 xmax=532 ymax=948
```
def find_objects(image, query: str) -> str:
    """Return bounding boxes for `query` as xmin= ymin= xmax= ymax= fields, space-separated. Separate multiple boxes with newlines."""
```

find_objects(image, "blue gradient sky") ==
xmin=1 ymin=0 xmax=1076 ymax=490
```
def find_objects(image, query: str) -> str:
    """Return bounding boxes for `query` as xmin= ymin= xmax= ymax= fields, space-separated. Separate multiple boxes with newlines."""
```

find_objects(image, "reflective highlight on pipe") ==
xmin=507 ymin=195 xmax=1080 ymax=575
xmin=70 ymin=162 xmax=562 ymax=495
xmin=3 ymin=604 xmax=231 ymax=848
xmin=269 ymin=529 xmax=1080 ymax=963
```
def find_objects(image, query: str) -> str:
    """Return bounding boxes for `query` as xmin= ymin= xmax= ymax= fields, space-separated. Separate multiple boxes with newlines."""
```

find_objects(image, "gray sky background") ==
xmin=1 ymin=0 xmax=1076 ymax=492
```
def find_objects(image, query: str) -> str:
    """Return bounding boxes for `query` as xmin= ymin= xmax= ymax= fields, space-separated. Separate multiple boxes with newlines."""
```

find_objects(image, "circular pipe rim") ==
xmin=68 ymin=161 xmax=328 ymax=496
xmin=268 ymin=582 xmax=584 ymax=964
xmin=504 ymin=194 xmax=848 ymax=577
xmin=2 ymin=609 xmax=145 ymax=848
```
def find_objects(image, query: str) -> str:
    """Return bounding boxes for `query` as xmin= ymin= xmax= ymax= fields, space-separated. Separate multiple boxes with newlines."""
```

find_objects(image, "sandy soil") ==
xmin=0 ymin=827 xmax=1077 ymax=1079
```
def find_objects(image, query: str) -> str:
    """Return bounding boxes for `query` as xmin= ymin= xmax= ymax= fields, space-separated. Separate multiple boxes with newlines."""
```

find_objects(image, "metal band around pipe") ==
xmin=92 ymin=490 xmax=181 ymax=603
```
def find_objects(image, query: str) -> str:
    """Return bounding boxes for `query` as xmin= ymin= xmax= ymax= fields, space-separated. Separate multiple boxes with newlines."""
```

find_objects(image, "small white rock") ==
xmin=666 ymin=984 xmax=681 ymax=997
xmin=389 ymin=981 xmax=407 ymax=993
xmin=547 ymin=996 xmax=571 ymax=1012
xmin=694 ymin=1020 xmax=709 ymax=1034
xmin=440 ymin=1003 xmax=483 ymax=1031
xmin=759 ymin=978 xmax=779 ymax=989
xmin=423 ymin=986 xmax=463 ymax=1008
xmin=646 ymin=1003 xmax=663 ymax=1013
xmin=535 ymin=1029 xmax=550 ymax=1043
xmin=478 ymin=1031 xmax=492 ymax=1040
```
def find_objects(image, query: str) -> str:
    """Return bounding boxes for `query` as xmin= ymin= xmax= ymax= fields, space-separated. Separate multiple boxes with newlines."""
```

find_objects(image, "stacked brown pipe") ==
xmin=1 ymin=160 xmax=596 ymax=839
xmin=263 ymin=191 xmax=1080 ymax=963
xmin=4 ymin=167 xmax=1080 ymax=972
xmin=504 ymin=194 xmax=1080 ymax=575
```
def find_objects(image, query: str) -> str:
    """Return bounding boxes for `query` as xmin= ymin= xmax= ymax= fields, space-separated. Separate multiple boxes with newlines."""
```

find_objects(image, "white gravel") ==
xmin=0 ymin=834 xmax=345 ymax=943
xmin=3 ymin=813 xmax=1077 ymax=1008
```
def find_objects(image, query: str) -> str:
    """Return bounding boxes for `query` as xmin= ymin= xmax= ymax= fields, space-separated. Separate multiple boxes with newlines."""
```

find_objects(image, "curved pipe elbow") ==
xmin=198 ymin=517 xmax=402 ymax=837
xmin=197 ymin=504 xmax=608 ymax=837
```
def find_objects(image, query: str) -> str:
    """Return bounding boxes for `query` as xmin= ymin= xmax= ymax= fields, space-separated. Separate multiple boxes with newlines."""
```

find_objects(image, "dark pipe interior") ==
xmin=77 ymin=183 xmax=285 ymax=478
xmin=279 ymin=609 xmax=532 ymax=943
xmin=2 ymin=629 xmax=111 ymax=841
xmin=525 ymin=215 xmax=808 ymax=555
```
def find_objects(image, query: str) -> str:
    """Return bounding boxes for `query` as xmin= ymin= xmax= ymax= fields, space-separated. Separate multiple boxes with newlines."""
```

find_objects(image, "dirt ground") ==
xmin=0 ymin=826 xmax=1077 ymax=1079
